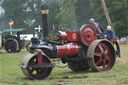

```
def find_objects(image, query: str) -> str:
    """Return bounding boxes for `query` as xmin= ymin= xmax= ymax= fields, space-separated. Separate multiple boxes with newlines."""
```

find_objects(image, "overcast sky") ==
xmin=0 ymin=0 xmax=4 ymax=16
xmin=0 ymin=6 xmax=4 ymax=14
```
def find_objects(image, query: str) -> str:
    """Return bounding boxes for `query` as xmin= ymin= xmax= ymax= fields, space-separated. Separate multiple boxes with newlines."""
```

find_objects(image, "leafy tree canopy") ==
xmin=0 ymin=0 xmax=127 ymax=38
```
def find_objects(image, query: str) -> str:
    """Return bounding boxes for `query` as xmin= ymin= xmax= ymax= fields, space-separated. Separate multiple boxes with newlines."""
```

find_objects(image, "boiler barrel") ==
xmin=56 ymin=43 xmax=82 ymax=57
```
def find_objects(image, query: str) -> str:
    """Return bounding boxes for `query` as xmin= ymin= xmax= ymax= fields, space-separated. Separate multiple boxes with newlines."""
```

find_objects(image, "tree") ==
xmin=1 ymin=0 xmax=127 ymax=38
xmin=75 ymin=0 xmax=94 ymax=28
xmin=47 ymin=0 xmax=60 ymax=33
xmin=91 ymin=0 xmax=107 ymax=28
xmin=23 ymin=0 xmax=44 ymax=33
xmin=2 ymin=0 xmax=27 ymax=29
xmin=91 ymin=0 xmax=128 ymax=38
xmin=55 ymin=0 xmax=78 ymax=31
xmin=100 ymin=0 xmax=116 ymax=34
xmin=1 ymin=0 xmax=60 ymax=33
xmin=101 ymin=0 xmax=111 ymax=26
xmin=106 ymin=0 xmax=128 ymax=38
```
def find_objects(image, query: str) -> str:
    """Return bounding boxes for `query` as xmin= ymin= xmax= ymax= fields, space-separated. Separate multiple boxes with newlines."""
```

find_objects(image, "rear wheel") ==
xmin=113 ymin=42 xmax=120 ymax=57
xmin=87 ymin=40 xmax=116 ymax=71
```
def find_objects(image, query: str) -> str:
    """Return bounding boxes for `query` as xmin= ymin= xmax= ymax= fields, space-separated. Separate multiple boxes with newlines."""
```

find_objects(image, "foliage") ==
xmin=75 ymin=0 xmax=94 ymax=28
xmin=91 ymin=0 xmax=108 ymax=28
xmin=1 ymin=0 xmax=60 ymax=33
xmin=55 ymin=0 xmax=78 ymax=31
xmin=0 ymin=0 xmax=127 ymax=37
xmin=2 ymin=0 xmax=27 ymax=30
xmin=22 ymin=0 xmax=43 ymax=33
xmin=47 ymin=0 xmax=60 ymax=33
xmin=91 ymin=0 xmax=128 ymax=38
xmin=107 ymin=0 xmax=128 ymax=38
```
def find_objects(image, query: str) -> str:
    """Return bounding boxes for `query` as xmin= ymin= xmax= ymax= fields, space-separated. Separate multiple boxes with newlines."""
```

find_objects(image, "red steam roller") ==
xmin=19 ymin=4 xmax=120 ymax=80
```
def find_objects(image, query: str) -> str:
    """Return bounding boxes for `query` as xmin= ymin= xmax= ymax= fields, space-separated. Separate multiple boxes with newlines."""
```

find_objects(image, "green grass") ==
xmin=0 ymin=44 xmax=128 ymax=85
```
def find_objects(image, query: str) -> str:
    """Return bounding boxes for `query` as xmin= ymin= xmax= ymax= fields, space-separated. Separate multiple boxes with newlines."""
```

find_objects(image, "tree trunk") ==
xmin=101 ymin=0 xmax=115 ymax=34
xmin=101 ymin=0 xmax=112 ymax=25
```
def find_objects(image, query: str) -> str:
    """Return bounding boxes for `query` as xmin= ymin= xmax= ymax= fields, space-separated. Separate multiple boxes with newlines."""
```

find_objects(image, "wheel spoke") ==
xmin=94 ymin=52 xmax=102 ymax=57
xmin=30 ymin=59 xmax=36 ymax=65
xmin=104 ymin=45 xmax=109 ymax=54
xmin=36 ymin=69 xmax=41 ymax=74
xmin=31 ymin=61 xmax=35 ymax=65
xmin=98 ymin=44 xmax=104 ymax=53
xmin=88 ymin=40 xmax=116 ymax=72
xmin=106 ymin=56 xmax=111 ymax=65
xmin=96 ymin=58 xmax=103 ymax=66
xmin=106 ymin=56 xmax=111 ymax=61
xmin=104 ymin=49 xmax=108 ymax=54
xmin=28 ymin=68 xmax=35 ymax=73
xmin=103 ymin=60 xmax=106 ymax=69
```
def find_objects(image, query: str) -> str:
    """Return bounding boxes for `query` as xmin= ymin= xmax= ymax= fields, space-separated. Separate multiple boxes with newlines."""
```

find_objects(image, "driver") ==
xmin=89 ymin=18 xmax=103 ymax=37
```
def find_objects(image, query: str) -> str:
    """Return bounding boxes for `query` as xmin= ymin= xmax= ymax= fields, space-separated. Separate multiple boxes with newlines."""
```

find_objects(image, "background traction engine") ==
xmin=20 ymin=4 xmax=116 ymax=80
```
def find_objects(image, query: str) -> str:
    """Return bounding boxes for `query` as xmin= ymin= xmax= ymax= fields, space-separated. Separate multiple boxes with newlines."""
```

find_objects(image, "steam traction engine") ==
xmin=19 ymin=4 xmax=118 ymax=80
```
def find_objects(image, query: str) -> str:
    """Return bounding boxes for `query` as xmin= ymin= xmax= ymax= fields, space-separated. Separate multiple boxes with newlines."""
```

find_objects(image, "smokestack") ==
xmin=41 ymin=4 xmax=49 ymax=41
xmin=33 ymin=27 xmax=35 ymax=37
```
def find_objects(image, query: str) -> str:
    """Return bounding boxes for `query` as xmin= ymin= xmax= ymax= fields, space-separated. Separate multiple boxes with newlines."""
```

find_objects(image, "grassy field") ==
xmin=0 ymin=44 xmax=128 ymax=85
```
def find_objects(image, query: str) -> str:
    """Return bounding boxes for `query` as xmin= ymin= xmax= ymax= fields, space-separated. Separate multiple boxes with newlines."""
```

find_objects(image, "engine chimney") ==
xmin=41 ymin=4 xmax=49 ymax=41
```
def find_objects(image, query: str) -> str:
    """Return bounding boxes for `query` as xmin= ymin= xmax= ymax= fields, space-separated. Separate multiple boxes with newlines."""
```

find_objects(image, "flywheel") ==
xmin=80 ymin=24 xmax=96 ymax=46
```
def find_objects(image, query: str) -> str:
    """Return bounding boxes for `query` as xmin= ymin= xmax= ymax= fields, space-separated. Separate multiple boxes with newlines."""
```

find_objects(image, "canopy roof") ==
xmin=2 ymin=29 xmax=23 ymax=33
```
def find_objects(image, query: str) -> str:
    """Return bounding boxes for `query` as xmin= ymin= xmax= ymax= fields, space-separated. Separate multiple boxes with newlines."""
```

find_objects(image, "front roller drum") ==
xmin=87 ymin=39 xmax=116 ymax=72
xmin=19 ymin=53 xmax=53 ymax=80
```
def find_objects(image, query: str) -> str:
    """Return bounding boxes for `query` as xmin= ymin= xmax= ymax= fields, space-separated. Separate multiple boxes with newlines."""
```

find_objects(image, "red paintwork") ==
xmin=27 ymin=56 xmax=49 ymax=78
xmin=56 ymin=43 xmax=82 ymax=57
xmin=95 ymin=43 xmax=112 ymax=70
xmin=80 ymin=25 xmax=96 ymax=46
xmin=58 ymin=31 xmax=68 ymax=40
xmin=58 ymin=31 xmax=79 ymax=41
xmin=37 ymin=53 xmax=43 ymax=64
xmin=35 ymin=49 xmax=43 ymax=64
xmin=67 ymin=31 xmax=79 ymax=41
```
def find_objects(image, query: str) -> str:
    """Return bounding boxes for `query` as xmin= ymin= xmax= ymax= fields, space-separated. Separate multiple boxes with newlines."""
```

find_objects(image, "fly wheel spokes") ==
xmin=87 ymin=39 xmax=116 ymax=72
